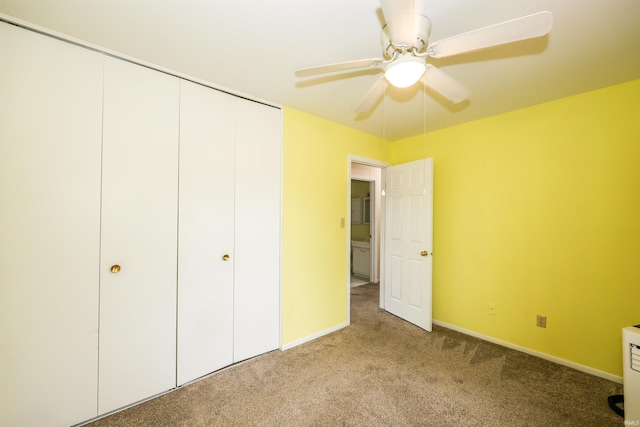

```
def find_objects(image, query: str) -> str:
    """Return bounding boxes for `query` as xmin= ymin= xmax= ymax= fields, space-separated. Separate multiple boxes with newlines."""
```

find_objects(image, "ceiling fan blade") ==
xmin=295 ymin=58 xmax=383 ymax=77
xmin=380 ymin=0 xmax=416 ymax=47
xmin=427 ymin=11 xmax=553 ymax=58
xmin=355 ymin=76 xmax=386 ymax=114
xmin=424 ymin=65 xmax=469 ymax=103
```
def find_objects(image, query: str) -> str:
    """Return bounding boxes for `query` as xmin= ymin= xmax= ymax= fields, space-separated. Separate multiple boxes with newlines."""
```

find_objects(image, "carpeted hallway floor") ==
xmin=86 ymin=282 xmax=623 ymax=426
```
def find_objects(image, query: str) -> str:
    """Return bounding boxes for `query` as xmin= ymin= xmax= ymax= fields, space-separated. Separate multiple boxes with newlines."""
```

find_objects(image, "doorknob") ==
xmin=222 ymin=254 xmax=230 ymax=261
xmin=110 ymin=264 xmax=121 ymax=273
xmin=420 ymin=250 xmax=429 ymax=257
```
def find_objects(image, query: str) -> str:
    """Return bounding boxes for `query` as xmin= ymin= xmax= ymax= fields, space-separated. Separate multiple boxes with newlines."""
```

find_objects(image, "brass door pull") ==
xmin=110 ymin=264 xmax=121 ymax=273
xmin=420 ymin=251 xmax=429 ymax=257
xmin=222 ymin=254 xmax=230 ymax=261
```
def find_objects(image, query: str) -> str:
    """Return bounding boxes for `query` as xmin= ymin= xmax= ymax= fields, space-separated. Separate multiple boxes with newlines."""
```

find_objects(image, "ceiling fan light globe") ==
xmin=384 ymin=58 xmax=426 ymax=88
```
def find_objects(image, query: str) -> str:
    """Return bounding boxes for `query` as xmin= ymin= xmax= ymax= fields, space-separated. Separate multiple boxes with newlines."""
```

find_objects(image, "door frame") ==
xmin=347 ymin=154 xmax=388 ymax=326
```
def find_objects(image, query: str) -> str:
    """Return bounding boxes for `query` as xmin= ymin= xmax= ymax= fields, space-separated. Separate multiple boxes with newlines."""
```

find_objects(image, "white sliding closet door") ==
xmin=177 ymin=80 xmax=236 ymax=385
xmin=234 ymin=100 xmax=281 ymax=362
xmin=177 ymin=86 xmax=281 ymax=382
xmin=99 ymin=57 xmax=179 ymax=414
xmin=0 ymin=23 xmax=103 ymax=427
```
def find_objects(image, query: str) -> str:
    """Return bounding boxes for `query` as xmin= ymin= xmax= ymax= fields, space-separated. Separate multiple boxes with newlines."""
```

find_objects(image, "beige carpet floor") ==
xmin=86 ymin=282 xmax=623 ymax=426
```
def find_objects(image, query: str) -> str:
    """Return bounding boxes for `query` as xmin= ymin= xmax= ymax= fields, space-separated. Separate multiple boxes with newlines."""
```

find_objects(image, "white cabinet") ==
xmin=352 ymin=241 xmax=371 ymax=279
xmin=0 ymin=23 xmax=103 ymax=427
xmin=98 ymin=57 xmax=180 ymax=414
xmin=177 ymin=81 xmax=281 ymax=385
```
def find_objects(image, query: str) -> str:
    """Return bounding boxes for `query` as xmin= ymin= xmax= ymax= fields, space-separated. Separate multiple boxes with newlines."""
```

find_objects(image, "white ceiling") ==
xmin=1 ymin=0 xmax=639 ymax=140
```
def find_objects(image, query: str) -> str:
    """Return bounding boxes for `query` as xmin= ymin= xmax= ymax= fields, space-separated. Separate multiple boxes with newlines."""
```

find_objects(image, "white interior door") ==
xmin=99 ymin=57 xmax=179 ymax=414
xmin=384 ymin=158 xmax=433 ymax=331
xmin=177 ymin=80 xmax=235 ymax=385
xmin=0 ymin=23 xmax=103 ymax=427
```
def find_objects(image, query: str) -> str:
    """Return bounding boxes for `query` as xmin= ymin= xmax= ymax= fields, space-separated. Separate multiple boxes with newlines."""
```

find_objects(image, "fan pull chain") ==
xmin=423 ymin=79 xmax=427 ymax=160
xmin=423 ymin=77 xmax=428 ymax=194
xmin=381 ymin=83 xmax=387 ymax=197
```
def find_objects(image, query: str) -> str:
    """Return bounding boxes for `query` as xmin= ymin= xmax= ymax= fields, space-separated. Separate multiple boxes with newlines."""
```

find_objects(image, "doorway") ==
xmin=350 ymin=178 xmax=374 ymax=287
xmin=348 ymin=156 xmax=385 ymax=325
xmin=347 ymin=156 xmax=434 ymax=331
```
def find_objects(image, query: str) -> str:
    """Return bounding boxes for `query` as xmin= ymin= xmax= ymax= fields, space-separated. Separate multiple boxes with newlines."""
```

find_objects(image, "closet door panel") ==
xmin=99 ymin=57 xmax=179 ymax=414
xmin=234 ymin=101 xmax=282 ymax=361
xmin=177 ymin=81 xmax=235 ymax=385
xmin=0 ymin=23 xmax=103 ymax=427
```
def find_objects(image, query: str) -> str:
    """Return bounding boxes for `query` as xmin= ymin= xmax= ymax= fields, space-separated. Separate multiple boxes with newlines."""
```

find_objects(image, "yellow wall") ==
xmin=281 ymin=107 xmax=384 ymax=345
xmin=388 ymin=79 xmax=640 ymax=376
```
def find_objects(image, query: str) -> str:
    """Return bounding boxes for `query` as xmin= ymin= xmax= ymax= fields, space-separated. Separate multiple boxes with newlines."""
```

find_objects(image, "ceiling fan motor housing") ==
xmin=381 ymin=15 xmax=432 ymax=58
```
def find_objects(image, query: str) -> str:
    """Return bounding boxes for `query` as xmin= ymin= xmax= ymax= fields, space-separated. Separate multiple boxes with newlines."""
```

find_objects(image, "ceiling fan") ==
xmin=295 ymin=0 xmax=553 ymax=114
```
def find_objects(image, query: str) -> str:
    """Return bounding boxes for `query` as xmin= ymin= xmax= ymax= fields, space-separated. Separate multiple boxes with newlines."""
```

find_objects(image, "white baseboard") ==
xmin=432 ymin=319 xmax=623 ymax=384
xmin=280 ymin=322 xmax=348 ymax=351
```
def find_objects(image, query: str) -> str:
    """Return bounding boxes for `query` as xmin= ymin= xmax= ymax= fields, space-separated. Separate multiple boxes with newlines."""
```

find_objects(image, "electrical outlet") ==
xmin=340 ymin=218 xmax=345 ymax=228
xmin=536 ymin=315 xmax=547 ymax=328
xmin=487 ymin=304 xmax=496 ymax=316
